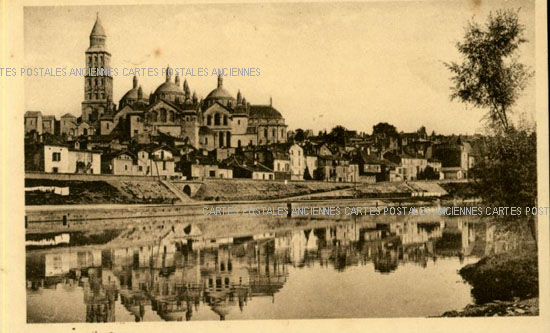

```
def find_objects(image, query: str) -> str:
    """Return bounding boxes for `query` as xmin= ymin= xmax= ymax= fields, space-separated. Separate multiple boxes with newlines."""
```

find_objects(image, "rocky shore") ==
xmin=442 ymin=298 xmax=538 ymax=317
xmin=442 ymin=242 xmax=538 ymax=317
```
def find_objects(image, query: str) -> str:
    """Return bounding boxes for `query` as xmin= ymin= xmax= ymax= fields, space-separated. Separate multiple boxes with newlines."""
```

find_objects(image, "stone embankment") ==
xmin=26 ymin=172 xmax=462 ymax=205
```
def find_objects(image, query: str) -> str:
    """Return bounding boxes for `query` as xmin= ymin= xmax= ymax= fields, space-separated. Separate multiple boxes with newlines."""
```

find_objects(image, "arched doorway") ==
xmin=183 ymin=185 xmax=191 ymax=196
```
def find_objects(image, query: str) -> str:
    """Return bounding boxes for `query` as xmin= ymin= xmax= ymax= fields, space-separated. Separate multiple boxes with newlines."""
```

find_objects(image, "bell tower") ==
xmin=82 ymin=13 xmax=114 ymax=123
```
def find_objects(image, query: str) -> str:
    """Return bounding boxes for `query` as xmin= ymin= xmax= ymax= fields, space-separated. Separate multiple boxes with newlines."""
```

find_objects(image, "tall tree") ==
xmin=372 ymin=122 xmax=397 ymax=137
xmin=448 ymin=10 xmax=537 ymax=245
xmin=446 ymin=9 xmax=532 ymax=131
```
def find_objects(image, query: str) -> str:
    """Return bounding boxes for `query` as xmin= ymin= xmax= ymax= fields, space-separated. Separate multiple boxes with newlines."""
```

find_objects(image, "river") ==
xmin=25 ymin=213 xmax=492 ymax=322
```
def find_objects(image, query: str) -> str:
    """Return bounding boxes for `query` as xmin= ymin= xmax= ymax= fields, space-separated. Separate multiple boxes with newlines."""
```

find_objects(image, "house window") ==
xmin=272 ymin=129 xmax=276 ymax=137
xmin=162 ymin=161 xmax=166 ymax=170
xmin=205 ymin=138 xmax=208 ymax=145
xmin=138 ymin=166 xmax=143 ymax=171
xmin=237 ymin=120 xmax=241 ymax=125
xmin=209 ymin=170 xmax=216 ymax=177
xmin=52 ymin=152 xmax=61 ymax=161
xmin=264 ymin=129 xmax=268 ymax=137
xmin=125 ymin=165 xmax=128 ymax=171
xmin=269 ymin=174 xmax=273 ymax=180
xmin=52 ymin=167 xmax=58 ymax=173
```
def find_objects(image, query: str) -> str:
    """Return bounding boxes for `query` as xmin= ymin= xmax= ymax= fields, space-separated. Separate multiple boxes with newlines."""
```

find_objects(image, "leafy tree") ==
xmin=372 ymin=122 xmax=397 ymax=137
xmin=471 ymin=125 xmax=537 ymax=217
xmin=446 ymin=9 xmax=533 ymax=131
xmin=417 ymin=166 xmax=439 ymax=180
xmin=329 ymin=125 xmax=347 ymax=145
xmin=294 ymin=128 xmax=305 ymax=142
xmin=448 ymin=10 xmax=537 ymax=244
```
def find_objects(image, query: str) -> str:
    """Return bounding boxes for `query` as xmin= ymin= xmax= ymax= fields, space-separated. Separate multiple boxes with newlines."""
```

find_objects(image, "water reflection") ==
xmin=27 ymin=217 xmax=487 ymax=322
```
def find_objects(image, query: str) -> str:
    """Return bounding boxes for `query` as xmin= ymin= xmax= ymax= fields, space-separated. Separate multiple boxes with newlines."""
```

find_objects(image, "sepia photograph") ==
xmin=1 ymin=0 xmax=549 ymax=332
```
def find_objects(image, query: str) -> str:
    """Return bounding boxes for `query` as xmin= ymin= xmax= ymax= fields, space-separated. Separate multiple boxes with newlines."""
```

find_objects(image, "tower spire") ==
xmin=89 ymin=13 xmax=106 ymax=48
xmin=217 ymin=75 xmax=223 ymax=88
xmin=166 ymin=65 xmax=171 ymax=82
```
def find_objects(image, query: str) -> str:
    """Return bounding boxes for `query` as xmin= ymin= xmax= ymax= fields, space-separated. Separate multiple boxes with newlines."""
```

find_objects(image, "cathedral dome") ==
xmin=121 ymin=87 xmax=138 ymax=101
xmin=154 ymin=81 xmax=184 ymax=96
xmin=206 ymin=87 xmax=233 ymax=100
xmin=249 ymin=105 xmax=283 ymax=119
xmin=152 ymin=68 xmax=185 ymax=103
xmin=204 ymin=76 xmax=235 ymax=103
xmin=119 ymin=76 xmax=145 ymax=108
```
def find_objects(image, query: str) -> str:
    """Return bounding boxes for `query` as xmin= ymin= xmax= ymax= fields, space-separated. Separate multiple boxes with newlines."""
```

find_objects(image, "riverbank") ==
xmin=441 ymin=229 xmax=538 ymax=317
xmin=442 ymin=298 xmax=539 ymax=317
xmin=25 ymin=196 xmax=448 ymax=233
xmin=25 ymin=173 xmax=466 ymax=205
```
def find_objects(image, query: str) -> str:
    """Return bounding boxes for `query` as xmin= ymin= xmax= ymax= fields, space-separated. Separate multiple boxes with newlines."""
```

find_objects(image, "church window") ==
xmin=88 ymin=56 xmax=92 ymax=65
xmin=238 ymin=120 xmax=241 ymax=125
xmin=207 ymin=115 xmax=212 ymax=126
xmin=205 ymin=138 xmax=208 ymax=145
xmin=94 ymin=78 xmax=98 ymax=87
xmin=168 ymin=111 xmax=174 ymax=122
xmin=223 ymin=115 xmax=228 ymax=126
xmin=264 ymin=129 xmax=268 ymax=137
xmin=281 ymin=129 xmax=284 ymax=137
xmin=237 ymin=140 xmax=241 ymax=148
xmin=160 ymin=109 xmax=167 ymax=122
xmin=101 ymin=93 xmax=105 ymax=99
xmin=272 ymin=129 xmax=276 ymax=137
xmin=214 ymin=113 xmax=220 ymax=126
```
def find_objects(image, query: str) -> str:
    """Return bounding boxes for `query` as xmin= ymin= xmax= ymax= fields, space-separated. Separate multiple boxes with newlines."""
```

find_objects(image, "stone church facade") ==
xmin=86 ymin=15 xmax=288 ymax=151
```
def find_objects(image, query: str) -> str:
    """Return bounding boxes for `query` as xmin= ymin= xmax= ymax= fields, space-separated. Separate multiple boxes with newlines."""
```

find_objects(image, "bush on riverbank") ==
xmin=439 ymin=182 xmax=478 ymax=200
xmin=459 ymin=249 xmax=538 ymax=304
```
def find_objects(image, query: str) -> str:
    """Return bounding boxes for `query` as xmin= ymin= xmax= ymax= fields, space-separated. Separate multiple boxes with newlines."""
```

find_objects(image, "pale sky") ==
xmin=24 ymin=0 xmax=536 ymax=135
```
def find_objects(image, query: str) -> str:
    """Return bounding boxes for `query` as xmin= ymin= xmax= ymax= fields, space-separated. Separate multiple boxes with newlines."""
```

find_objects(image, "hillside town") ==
xmin=24 ymin=15 xmax=480 ymax=184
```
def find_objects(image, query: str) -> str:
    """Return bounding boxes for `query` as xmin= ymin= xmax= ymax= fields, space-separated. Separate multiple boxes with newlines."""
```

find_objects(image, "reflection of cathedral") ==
xmin=27 ymin=219 xmax=458 ymax=322
xmin=80 ymin=15 xmax=287 ymax=150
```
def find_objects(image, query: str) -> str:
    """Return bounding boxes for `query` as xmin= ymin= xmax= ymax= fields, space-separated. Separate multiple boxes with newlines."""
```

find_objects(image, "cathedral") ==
xmin=85 ymin=14 xmax=287 ymax=151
